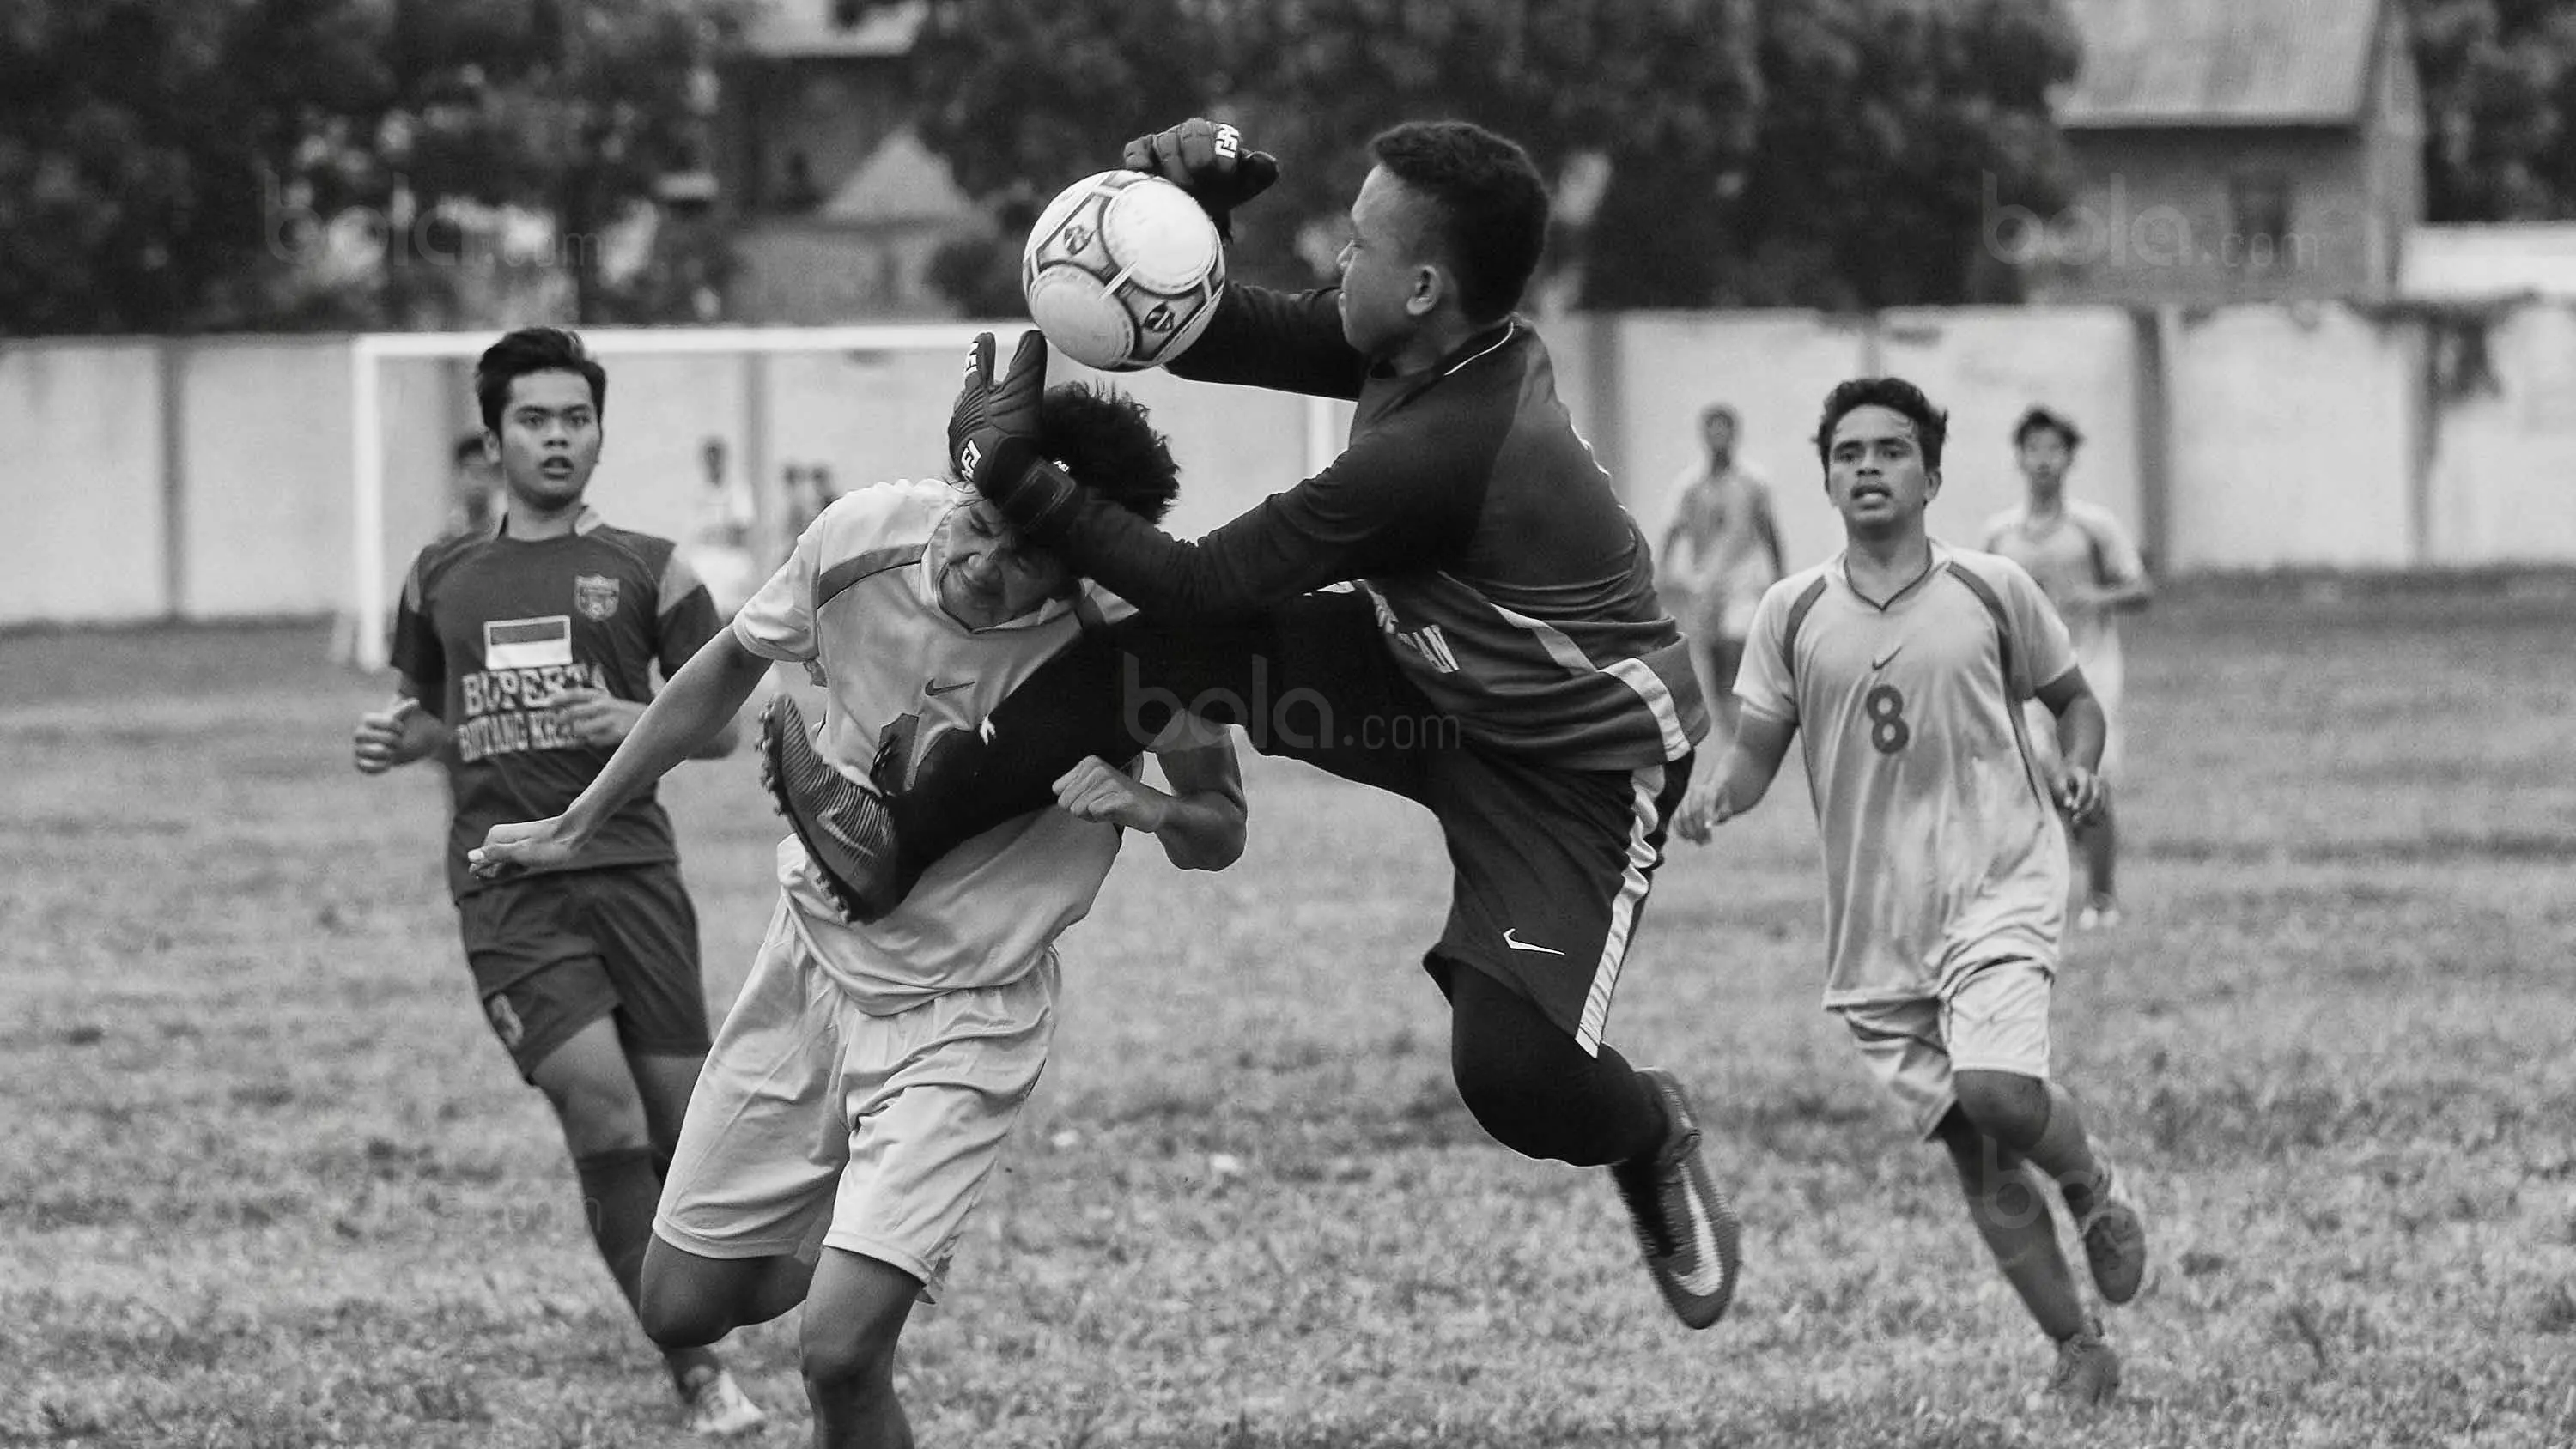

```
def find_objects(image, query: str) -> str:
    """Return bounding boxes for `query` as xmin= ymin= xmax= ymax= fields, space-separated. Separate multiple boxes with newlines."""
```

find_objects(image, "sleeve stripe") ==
xmin=656 ymin=547 xmax=707 ymax=617
xmin=1778 ymin=574 xmax=1831 ymax=687
xmin=1944 ymin=561 xmax=2056 ymax=815
xmin=816 ymin=543 xmax=926 ymax=613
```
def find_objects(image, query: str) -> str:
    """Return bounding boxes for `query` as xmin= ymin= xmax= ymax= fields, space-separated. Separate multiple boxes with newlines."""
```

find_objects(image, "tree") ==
xmin=0 ymin=0 xmax=738 ymax=334
xmin=890 ymin=0 xmax=2075 ymax=312
xmin=2409 ymin=0 xmax=2576 ymax=221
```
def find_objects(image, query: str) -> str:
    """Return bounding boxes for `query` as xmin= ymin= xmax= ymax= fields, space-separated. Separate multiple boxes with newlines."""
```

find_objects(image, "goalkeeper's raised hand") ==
xmin=949 ymin=330 xmax=1078 ymax=533
xmin=1121 ymin=118 xmax=1279 ymax=241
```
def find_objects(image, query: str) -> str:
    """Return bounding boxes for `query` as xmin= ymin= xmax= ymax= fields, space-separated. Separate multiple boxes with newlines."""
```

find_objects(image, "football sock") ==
xmin=573 ymin=1146 xmax=665 ymax=1314
xmin=1969 ymin=1158 xmax=2091 ymax=1342
xmin=1443 ymin=962 xmax=1666 ymax=1167
xmin=1938 ymin=1125 xmax=2089 ymax=1340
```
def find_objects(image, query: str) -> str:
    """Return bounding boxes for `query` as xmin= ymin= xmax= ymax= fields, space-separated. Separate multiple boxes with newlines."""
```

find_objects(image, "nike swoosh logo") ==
xmin=1871 ymin=649 xmax=1900 ymax=670
xmin=1674 ymin=1193 xmax=1730 ymax=1298
xmin=924 ymin=678 xmax=975 ymax=697
xmin=1503 ymin=929 xmax=1565 ymax=956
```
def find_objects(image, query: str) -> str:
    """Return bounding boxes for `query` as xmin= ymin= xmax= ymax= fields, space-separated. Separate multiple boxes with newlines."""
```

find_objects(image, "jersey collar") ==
xmin=1835 ymin=539 xmax=1949 ymax=612
xmin=493 ymin=504 xmax=605 ymax=538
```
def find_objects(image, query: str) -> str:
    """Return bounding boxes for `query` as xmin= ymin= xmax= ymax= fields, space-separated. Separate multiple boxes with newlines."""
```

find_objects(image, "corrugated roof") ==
xmin=2055 ymin=0 xmax=2385 ymax=128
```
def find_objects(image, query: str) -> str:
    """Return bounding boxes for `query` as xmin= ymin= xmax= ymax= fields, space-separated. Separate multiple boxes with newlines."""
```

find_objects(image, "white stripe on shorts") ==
xmin=1576 ymin=763 xmax=1665 ymax=1056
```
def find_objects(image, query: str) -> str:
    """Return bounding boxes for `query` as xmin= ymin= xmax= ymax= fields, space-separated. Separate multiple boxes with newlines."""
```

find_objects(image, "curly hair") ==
xmin=1368 ymin=120 xmax=1550 ymax=323
xmin=1039 ymin=382 xmax=1180 ymax=523
xmin=473 ymin=328 xmax=606 ymax=433
xmin=1814 ymin=377 xmax=1950 ymax=473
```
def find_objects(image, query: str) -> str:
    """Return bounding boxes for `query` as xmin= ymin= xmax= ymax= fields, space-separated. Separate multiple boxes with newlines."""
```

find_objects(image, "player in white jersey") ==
xmin=1982 ymin=407 xmax=2152 ymax=928
xmin=1657 ymin=402 xmax=1785 ymax=737
xmin=467 ymin=385 xmax=1247 ymax=1449
xmin=1673 ymin=378 xmax=2148 ymax=1407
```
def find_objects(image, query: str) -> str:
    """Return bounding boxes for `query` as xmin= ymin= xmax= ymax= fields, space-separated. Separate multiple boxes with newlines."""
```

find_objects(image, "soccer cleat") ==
xmin=2042 ymin=1322 xmax=2122 ymax=1407
xmin=2076 ymin=1164 xmax=2149 ymax=1305
xmin=759 ymin=694 xmax=907 ymax=923
xmin=2075 ymin=899 xmax=2123 ymax=930
xmin=678 ymin=1366 xmax=769 ymax=1438
xmin=1614 ymin=1068 xmax=1742 ymax=1329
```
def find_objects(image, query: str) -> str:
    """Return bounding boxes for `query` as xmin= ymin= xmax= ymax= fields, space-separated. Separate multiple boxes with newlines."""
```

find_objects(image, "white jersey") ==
xmin=732 ymin=480 xmax=1131 ymax=1015
xmin=1735 ymin=544 xmax=2078 ymax=1006
xmin=1980 ymin=500 xmax=2144 ymax=709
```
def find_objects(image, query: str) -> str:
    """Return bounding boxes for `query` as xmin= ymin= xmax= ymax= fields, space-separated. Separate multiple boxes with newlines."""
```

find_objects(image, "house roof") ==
xmin=818 ymin=125 xmax=974 ymax=224
xmin=741 ymin=0 xmax=925 ymax=59
xmin=2054 ymin=0 xmax=2387 ymax=129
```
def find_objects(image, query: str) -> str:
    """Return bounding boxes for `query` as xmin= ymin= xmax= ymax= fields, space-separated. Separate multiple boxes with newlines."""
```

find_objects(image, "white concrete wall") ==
xmin=179 ymin=340 xmax=352 ymax=617
xmin=1878 ymin=307 xmax=2144 ymax=560
xmin=2421 ymin=304 xmax=2576 ymax=565
xmin=1597 ymin=311 xmax=1872 ymax=574
xmin=6 ymin=302 xmax=2573 ymax=630
xmin=2164 ymin=305 xmax=2419 ymax=569
xmin=0 ymin=342 xmax=167 ymax=626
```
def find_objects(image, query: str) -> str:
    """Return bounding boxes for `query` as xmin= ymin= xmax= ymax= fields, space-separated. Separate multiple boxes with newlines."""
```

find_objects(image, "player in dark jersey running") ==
xmin=351 ymin=327 xmax=767 ymax=1436
xmin=912 ymin=118 xmax=1740 ymax=1329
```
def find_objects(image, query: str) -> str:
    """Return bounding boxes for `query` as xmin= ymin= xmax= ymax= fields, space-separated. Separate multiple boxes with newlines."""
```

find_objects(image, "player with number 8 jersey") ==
xmin=1733 ymin=535 xmax=2075 ymax=1007
xmin=1674 ymin=378 xmax=2148 ymax=1408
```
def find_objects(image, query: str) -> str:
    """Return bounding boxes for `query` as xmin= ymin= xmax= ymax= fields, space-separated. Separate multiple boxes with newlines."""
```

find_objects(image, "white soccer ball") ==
xmin=1022 ymin=170 xmax=1225 ymax=373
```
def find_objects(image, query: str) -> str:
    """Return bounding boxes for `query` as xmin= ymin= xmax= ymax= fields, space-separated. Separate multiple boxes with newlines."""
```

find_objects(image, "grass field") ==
xmin=5 ymin=585 xmax=2574 ymax=1448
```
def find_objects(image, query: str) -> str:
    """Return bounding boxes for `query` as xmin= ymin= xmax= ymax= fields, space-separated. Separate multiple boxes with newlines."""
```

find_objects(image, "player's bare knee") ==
xmin=1953 ymin=1070 xmax=2049 ymax=1144
xmin=536 ymin=1060 xmax=651 ymax=1155
xmin=638 ymin=1276 xmax=730 ymax=1349
xmin=799 ymin=1320 xmax=900 ymax=1394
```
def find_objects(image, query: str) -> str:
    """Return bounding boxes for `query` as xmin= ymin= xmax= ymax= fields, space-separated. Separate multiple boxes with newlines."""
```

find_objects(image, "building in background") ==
xmin=711 ymin=0 xmax=984 ymax=321
xmin=2025 ymin=0 xmax=2422 ymax=304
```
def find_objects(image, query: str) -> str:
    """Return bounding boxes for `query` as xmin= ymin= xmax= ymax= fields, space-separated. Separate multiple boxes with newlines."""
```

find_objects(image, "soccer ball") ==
xmin=1022 ymin=170 xmax=1225 ymax=373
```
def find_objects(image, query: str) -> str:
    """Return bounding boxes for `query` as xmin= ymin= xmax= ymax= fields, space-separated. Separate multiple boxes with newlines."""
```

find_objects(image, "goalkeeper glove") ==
xmin=1121 ymin=118 xmax=1280 ymax=242
xmin=948 ymin=330 xmax=1078 ymax=533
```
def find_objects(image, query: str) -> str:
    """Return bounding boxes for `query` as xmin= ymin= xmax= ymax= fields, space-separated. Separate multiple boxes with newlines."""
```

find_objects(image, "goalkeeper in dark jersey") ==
xmin=908 ymin=118 xmax=1741 ymax=1330
xmin=352 ymin=327 xmax=766 ymax=1436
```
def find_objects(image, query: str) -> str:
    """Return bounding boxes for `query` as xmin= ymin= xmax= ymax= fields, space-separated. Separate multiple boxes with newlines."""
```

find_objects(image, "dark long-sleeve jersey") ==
xmin=1026 ymin=282 xmax=1708 ymax=771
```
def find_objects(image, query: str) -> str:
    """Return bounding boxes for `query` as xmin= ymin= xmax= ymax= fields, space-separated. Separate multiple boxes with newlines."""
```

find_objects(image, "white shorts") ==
xmin=1833 ymin=955 xmax=2054 ymax=1140
xmin=654 ymin=898 xmax=1058 ymax=1300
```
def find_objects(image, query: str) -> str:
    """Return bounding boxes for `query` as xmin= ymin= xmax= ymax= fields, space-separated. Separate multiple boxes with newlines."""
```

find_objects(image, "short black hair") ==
xmin=1368 ymin=120 xmax=1550 ymax=323
xmin=1041 ymin=383 xmax=1178 ymax=524
xmin=2013 ymin=405 xmax=2083 ymax=450
xmin=474 ymin=327 xmax=607 ymax=433
xmin=1814 ymin=377 xmax=1949 ymax=472
xmin=1701 ymin=403 xmax=1739 ymax=428
xmin=453 ymin=431 xmax=488 ymax=467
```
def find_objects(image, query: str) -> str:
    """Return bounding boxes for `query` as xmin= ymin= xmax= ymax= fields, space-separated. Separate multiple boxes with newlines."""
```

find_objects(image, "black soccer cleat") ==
xmin=757 ymin=693 xmax=908 ymax=924
xmin=1614 ymin=1068 xmax=1743 ymax=1330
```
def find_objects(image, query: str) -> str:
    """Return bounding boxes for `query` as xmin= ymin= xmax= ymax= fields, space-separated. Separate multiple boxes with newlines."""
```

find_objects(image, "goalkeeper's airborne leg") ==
xmin=878 ymin=632 xmax=1145 ymax=898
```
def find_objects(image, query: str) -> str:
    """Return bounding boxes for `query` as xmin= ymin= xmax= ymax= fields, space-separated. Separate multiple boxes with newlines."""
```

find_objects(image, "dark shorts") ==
xmin=1106 ymin=592 xmax=1695 ymax=1054
xmin=453 ymin=862 xmax=712 ymax=1082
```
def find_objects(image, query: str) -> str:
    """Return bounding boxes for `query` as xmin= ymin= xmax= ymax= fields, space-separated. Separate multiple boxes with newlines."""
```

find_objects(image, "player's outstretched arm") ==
xmin=469 ymin=630 xmax=772 ymax=879
xmin=2035 ymin=667 xmax=2108 ymax=823
xmin=352 ymin=687 xmax=447 ymax=774
xmin=1674 ymin=711 xmax=1795 ymax=845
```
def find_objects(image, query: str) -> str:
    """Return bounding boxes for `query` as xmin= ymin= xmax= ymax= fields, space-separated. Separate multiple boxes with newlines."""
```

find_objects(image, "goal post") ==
xmin=339 ymin=323 xmax=1349 ymax=673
